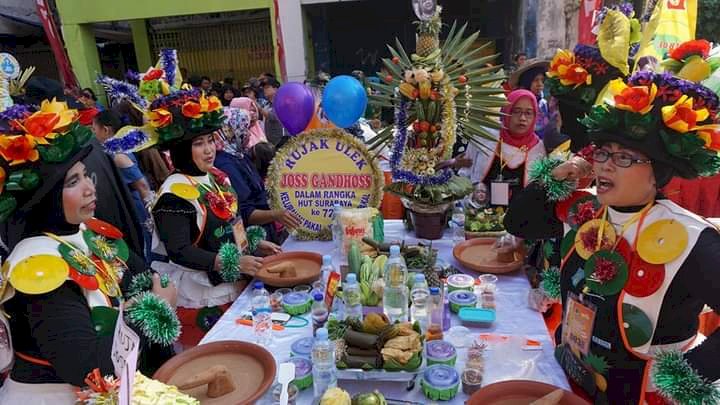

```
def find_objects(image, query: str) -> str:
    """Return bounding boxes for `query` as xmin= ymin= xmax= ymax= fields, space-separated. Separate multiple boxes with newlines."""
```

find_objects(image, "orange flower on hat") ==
xmin=558 ymin=64 xmax=592 ymax=87
xmin=148 ymin=108 xmax=172 ymax=128
xmin=547 ymin=49 xmax=575 ymax=78
xmin=143 ymin=68 xmax=164 ymax=81
xmin=610 ymin=79 xmax=657 ymax=114
xmin=200 ymin=94 xmax=222 ymax=113
xmin=181 ymin=101 xmax=203 ymax=119
xmin=0 ymin=166 xmax=5 ymax=192
xmin=19 ymin=98 xmax=78 ymax=143
xmin=661 ymin=95 xmax=710 ymax=133
xmin=697 ymin=127 xmax=720 ymax=152
xmin=0 ymin=135 xmax=39 ymax=165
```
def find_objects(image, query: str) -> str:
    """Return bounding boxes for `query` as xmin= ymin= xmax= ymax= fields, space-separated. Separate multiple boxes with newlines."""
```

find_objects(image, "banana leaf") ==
xmin=387 ymin=44 xmax=413 ymax=71
xmin=444 ymin=31 xmax=480 ymax=66
xmin=441 ymin=23 xmax=468 ymax=64
xmin=368 ymin=81 xmax=396 ymax=94
xmin=443 ymin=42 xmax=493 ymax=71
xmin=382 ymin=57 xmax=404 ymax=79
xmin=383 ymin=351 xmax=422 ymax=371
xmin=445 ymin=53 xmax=501 ymax=76
xmin=394 ymin=38 xmax=413 ymax=69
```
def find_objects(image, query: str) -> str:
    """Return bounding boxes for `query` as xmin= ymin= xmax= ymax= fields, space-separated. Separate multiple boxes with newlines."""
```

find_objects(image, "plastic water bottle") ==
xmin=329 ymin=285 xmax=344 ymax=321
xmin=312 ymin=293 xmax=329 ymax=334
xmin=383 ymin=245 xmax=409 ymax=323
xmin=251 ymin=281 xmax=272 ymax=346
xmin=320 ymin=255 xmax=334 ymax=288
xmin=343 ymin=273 xmax=363 ymax=321
xmin=410 ymin=273 xmax=430 ymax=331
xmin=450 ymin=201 xmax=465 ymax=243
xmin=312 ymin=327 xmax=337 ymax=397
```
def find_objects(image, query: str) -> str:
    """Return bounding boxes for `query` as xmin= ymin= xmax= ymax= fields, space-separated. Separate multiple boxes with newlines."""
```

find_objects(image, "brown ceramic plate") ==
xmin=153 ymin=340 xmax=276 ymax=405
xmin=255 ymin=251 xmax=322 ymax=287
xmin=467 ymin=380 xmax=589 ymax=405
xmin=453 ymin=238 xmax=523 ymax=274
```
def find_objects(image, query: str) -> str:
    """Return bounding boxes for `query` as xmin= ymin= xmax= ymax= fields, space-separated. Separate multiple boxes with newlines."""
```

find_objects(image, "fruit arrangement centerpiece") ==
xmin=367 ymin=1 xmax=506 ymax=239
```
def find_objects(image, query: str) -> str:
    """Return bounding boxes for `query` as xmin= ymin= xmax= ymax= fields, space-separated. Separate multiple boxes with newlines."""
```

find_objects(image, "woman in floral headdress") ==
xmin=0 ymin=100 xmax=179 ymax=403
xmin=504 ymin=71 xmax=720 ymax=405
xmin=108 ymin=91 xmax=273 ymax=349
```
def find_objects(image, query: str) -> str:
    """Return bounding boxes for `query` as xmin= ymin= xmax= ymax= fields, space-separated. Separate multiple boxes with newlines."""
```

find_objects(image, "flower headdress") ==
xmin=661 ymin=39 xmax=720 ymax=90
xmin=580 ymin=71 xmax=720 ymax=179
xmin=0 ymin=99 xmax=92 ymax=221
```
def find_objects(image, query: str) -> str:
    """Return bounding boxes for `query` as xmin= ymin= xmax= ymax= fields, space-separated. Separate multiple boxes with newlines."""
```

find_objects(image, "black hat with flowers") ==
xmin=0 ymin=99 xmax=93 ymax=223
xmin=580 ymin=71 xmax=720 ymax=182
xmin=546 ymin=2 xmax=641 ymax=152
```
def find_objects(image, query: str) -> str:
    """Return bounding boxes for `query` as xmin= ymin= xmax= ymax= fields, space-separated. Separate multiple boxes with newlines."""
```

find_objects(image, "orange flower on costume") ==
xmin=0 ymin=135 xmax=39 ymax=165
xmin=181 ymin=101 xmax=203 ymax=119
xmin=697 ymin=128 xmax=720 ymax=152
xmin=558 ymin=64 xmax=592 ymax=87
xmin=19 ymin=98 xmax=78 ymax=143
xmin=609 ymin=79 xmax=657 ymax=114
xmin=148 ymin=109 xmax=172 ymax=128
xmin=661 ymin=95 xmax=710 ymax=133
xmin=0 ymin=166 xmax=5 ymax=192
xmin=547 ymin=49 xmax=575 ymax=78
xmin=143 ymin=68 xmax=164 ymax=81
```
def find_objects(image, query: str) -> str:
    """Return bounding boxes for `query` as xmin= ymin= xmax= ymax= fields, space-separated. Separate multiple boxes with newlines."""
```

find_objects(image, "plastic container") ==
xmin=270 ymin=382 xmax=299 ymax=405
xmin=458 ymin=307 xmax=496 ymax=326
xmin=420 ymin=364 xmax=460 ymax=401
xmin=282 ymin=292 xmax=312 ymax=315
xmin=447 ymin=274 xmax=475 ymax=292
xmin=425 ymin=340 xmax=457 ymax=366
xmin=290 ymin=336 xmax=314 ymax=359
xmin=343 ymin=273 xmax=363 ymax=321
xmin=251 ymin=281 xmax=272 ymax=346
xmin=311 ymin=328 xmax=337 ymax=397
xmin=462 ymin=368 xmax=483 ymax=395
xmin=287 ymin=357 xmax=313 ymax=391
xmin=448 ymin=290 xmax=478 ymax=313
xmin=383 ymin=245 xmax=409 ymax=323
xmin=311 ymin=293 xmax=329 ymax=333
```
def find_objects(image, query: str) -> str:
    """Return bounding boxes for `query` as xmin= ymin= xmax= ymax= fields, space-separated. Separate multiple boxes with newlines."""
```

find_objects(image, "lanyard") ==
xmin=495 ymin=138 xmax=529 ymax=173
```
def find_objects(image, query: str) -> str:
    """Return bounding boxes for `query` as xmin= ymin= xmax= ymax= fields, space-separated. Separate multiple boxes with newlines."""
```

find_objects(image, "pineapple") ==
xmin=414 ymin=6 xmax=442 ymax=57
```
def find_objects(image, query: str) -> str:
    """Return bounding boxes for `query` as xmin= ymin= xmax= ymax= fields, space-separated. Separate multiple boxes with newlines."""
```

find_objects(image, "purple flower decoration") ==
xmin=159 ymin=48 xmax=178 ymax=87
xmin=0 ymin=104 xmax=32 ymax=122
xmin=595 ymin=2 xmax=635 ymax=27
xmin=96 ymin=75 xmax=147 ymax=108
xmin=125 ymin=69 xmax=141 ymax=83
xmin=103 ymin=129 xmax=149 ymax=154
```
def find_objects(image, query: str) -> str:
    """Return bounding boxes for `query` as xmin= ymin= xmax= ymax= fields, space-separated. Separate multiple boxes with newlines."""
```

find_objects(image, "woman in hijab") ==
xmin=458 ymin=89 xmax=546 ymax=206
xmin=229 ymin=97 xmax=267 ymax=148
xmin=0 ymin=100 xmax=178 ymax=403
xmin=214 ymin=107 xmax=301 ymax=244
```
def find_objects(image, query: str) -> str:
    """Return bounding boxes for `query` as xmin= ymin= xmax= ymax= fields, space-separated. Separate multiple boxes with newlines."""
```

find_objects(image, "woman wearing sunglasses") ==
xmin=504 ymin=72 xmax=720 ymax=404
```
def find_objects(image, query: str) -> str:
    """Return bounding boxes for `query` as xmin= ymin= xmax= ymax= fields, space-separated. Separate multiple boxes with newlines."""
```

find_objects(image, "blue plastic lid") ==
xmin=316 ymin=328 xmax=328 ymax=340
xmin=322 ymin=255 xmax=332 ymax=265
xmin=254 ymin=281 xmax=264 ymax=289
xmin=390 ymin=245 xmax=401 ymax=256
xmin=346 ymin=273 xmax=357 ymax=284
xmin=430 ymin=287 xmax=440 ymax=295
xmin=458 ymin=307 xmax=496 ymax=324
xmin=415 ymin=273 xmax=426 ymax=282
xmin=291 ymin=336 xmax=315 ymax=357
xmin=313 ymin=293 xmax=324 ymax=301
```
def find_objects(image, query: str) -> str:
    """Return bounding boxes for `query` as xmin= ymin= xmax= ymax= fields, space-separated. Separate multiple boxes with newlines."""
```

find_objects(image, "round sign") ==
xmin=267 ymin=128 xmax=384 ymax=240
xmin=0 ymin=53 xmax=20 ymax=80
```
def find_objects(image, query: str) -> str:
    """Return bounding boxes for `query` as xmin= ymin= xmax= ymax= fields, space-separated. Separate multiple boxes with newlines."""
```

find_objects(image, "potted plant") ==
xmin=367 ymin=4 xmax=506 ymax=239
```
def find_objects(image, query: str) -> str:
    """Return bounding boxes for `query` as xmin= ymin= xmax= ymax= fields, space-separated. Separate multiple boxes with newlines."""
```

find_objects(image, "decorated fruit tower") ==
xmin=367 ymin=1 xmax=506 ymax=239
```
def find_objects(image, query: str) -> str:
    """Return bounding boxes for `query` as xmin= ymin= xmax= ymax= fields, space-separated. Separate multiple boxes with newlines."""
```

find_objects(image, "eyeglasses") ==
xmin=510 ymin=109 xmax=535 ymax=118
xmin=592 ymin=149 xmax=652 ymax=168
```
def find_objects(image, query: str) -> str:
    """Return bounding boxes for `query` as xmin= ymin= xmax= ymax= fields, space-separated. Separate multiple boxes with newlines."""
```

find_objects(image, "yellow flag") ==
xmin=634 ymin=0 xmax=698 ymax=67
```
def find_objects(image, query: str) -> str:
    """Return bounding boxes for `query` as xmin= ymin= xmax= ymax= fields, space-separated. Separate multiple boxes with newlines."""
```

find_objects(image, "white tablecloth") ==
xmin=201 ymin=220 xmax=570 ymax=404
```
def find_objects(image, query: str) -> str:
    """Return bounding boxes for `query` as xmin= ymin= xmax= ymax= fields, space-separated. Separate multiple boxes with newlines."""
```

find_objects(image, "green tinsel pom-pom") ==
xmin=246 ymin=225 xmax=267 ymax=254
xmin=127 ymin=271 xmax=170 ymax=299
xmin=653 ymin=350 xmax=720 ymax=405
xmin=126 ymin=292 xmax=181 ymax=346
xmin=218 ymin=242 xmax=241 ymax=282
xmin=529 ymin=157 xmax=576 ymax=202
xmin=541 ymin=266 xmax=561 ymax=300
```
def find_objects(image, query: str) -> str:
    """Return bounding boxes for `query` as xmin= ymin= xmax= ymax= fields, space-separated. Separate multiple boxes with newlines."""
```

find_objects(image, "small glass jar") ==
xmin=270 ymin=291 xmax=284 ymax=312
xmin=271 ymin=382 xmax=299 ymax=405
xmin=293 ymin=284 xmax=312 ymax=293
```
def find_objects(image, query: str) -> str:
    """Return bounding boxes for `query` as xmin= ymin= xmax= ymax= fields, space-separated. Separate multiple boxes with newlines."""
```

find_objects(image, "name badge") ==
xmin=562 ymin=293 xmax=597 ymax=356
xmin=490 ymin=181 xmax=510 ymax=206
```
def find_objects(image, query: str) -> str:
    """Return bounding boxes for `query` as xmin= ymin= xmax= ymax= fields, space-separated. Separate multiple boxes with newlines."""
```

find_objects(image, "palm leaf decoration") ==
xmin=366 ymin=5 xmax=506 ymax=205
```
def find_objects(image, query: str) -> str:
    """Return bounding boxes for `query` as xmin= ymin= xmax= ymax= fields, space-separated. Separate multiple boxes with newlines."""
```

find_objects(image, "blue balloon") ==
xmin=322 ymin=75 xmax=368 ymax=128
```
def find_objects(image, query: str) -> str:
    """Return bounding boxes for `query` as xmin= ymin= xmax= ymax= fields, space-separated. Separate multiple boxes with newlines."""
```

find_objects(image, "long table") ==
xmin=201 ymin=220 xmax=570 ymax=404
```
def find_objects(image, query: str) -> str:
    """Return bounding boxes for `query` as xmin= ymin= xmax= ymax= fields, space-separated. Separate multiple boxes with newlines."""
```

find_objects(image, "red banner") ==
xmin=578 ymin=0 xmax=602 ymax=45
xmin=36 ymin=0 xmax=78 ymax=88
xmin=273 ymin=0 xmax=287 ymax=82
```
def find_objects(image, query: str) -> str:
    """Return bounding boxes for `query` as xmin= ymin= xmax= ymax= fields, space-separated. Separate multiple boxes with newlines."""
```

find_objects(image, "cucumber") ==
xmin=349 ymin=240 xmax=362 ymax=274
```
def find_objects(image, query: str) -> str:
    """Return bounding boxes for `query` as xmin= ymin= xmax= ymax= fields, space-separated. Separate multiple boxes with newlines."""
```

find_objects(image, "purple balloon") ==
xmin=274 ymin=82 xmax=315 ymax=136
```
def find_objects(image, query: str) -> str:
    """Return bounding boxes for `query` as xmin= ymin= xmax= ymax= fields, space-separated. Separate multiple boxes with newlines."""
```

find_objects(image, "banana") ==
xmin=399 ymin=82 xmax=416 ymax=99
xmin=419 ymin=80 xmax=432 ymax=100
xmin=427 ymin=101 xmax=437 ymax=124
